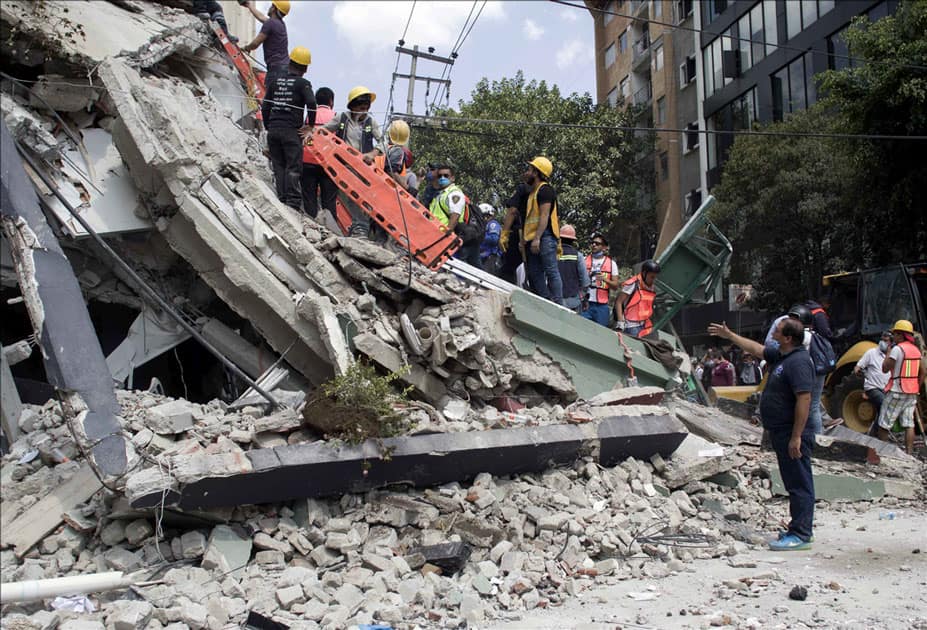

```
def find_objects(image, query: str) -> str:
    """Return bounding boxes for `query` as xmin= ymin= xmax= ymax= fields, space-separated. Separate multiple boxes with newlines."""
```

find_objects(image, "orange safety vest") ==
xmin=585 ymin=255 xmax=615 ymax=304
xmin=622 ymin=274 xmax=656 ymax=336
xmin=374 ymin=149 xmax=407 ymax=177
xmin=885 ymin=340 xmax=922 ymax=394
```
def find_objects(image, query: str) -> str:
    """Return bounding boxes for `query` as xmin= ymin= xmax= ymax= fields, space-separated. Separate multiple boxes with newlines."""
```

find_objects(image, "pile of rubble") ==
xmin=4 ymin=391 xmax=922 ymax=629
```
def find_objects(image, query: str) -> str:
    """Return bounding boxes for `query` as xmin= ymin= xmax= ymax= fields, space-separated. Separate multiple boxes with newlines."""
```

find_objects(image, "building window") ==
xmin=764 ymin=0 xmax=778 ymax=55
xmin=771 ymin=53 xmax=816 ymax=121
xmin=675 ymin=0 xmax=692 ymax=24
xmin=685 ymin=188 xmax=702 ymax=215
xmin=685 ymin=122 xmax=699 ymax=152
xmin=605 ymin=43 xmax=616 ymax=67
xmin=750 ymin=3 xmax=765 ymax=65
xmin=680 ymin=55 xmax=696 ymax=87
xmin=620 ymin=75 xmax=631 ymax=100
xmin=604 ymin=1 xmax=616 ymax=25
xmin=702 ymin=0 xmax=728 ymax=26
xmin=786 ymin=0 xmax=801 ymax=40
xmin=654 ymin=43 xmax=664 ymax=71
xmin=659 ymin=151 xmax=669 ymax=180
xmin=653 ymin=0 xmax=662 ymax=18
xmin=619 ymin=31 xmax=629 ymax=53
xmin=827 ymin=26 xmax=852 ymax=71
xmin=607 ymin=87 xmax=619 ymax=107
xmin=656 ymin=96 xmax=666 ymax=125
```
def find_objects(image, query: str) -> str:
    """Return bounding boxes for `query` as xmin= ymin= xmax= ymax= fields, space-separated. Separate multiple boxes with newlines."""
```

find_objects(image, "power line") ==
xmin=9 ymin=74 xmax=922 ymax=142
xmin=553 ymin=0 xmax=927 ymax=72
xmin=385 ymin=1 xmax=419 ymax=123
xmin=405 ymin=112 xmax=927 ymax=141
xmin=429 ymin=1 xmax=479 ymax=112
xmin=432 ymin=0 xmax=489 ymax=112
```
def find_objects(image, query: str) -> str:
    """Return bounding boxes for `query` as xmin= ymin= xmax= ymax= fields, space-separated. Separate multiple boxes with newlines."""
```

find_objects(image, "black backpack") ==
xmin=455 ymin=199 xmax=486 ymax=245
xmin=808 ymin=331 xmax=836 ymax=375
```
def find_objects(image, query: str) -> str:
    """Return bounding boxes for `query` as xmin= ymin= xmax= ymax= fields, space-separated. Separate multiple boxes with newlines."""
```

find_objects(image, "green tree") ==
xmin=711 ymin=1 xmax=927 ymax=311
xmin=710 ymin=106 xmax=857 ymax=309
xmin=413 ymin=72 xmax=654 ymax=258
xmin=816 ymin=0 xmax=927 ymax=264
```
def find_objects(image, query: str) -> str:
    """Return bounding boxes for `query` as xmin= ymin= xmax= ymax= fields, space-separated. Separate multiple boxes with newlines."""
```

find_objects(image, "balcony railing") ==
xmin=632 ymin=33 xmax=651 ymax=69
xmin=633 ymin=83 xmax=653 ymax=106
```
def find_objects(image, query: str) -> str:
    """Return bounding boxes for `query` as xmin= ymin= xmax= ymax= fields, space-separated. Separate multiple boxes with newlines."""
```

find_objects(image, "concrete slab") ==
xmin=353 ymin=333 xmax=447 ymax=405
xmin=505 ymin=289 xmax=676 ymax=399
xmin=663 ymin=433 xmax=744 ymax=489
xmin=130 ymin=414 xmax=687 ymax=509
xmin=671 ymin=399 xmax=762 ymax=446
xmin=766 ymin=466 xmax=919 ymax=501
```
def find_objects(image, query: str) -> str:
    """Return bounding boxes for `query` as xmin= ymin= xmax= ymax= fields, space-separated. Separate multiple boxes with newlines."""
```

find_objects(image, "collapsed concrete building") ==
xmin=2 ymin=2 xmax=923 ymax=629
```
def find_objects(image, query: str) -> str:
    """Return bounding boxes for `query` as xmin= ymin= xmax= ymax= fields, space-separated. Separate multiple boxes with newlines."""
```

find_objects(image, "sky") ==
xmin=243 ymin=1 xmax=597 ymax=122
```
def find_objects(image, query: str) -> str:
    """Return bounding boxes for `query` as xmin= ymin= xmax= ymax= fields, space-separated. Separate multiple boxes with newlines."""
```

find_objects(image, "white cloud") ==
xmin=522 ymin=18 xmax=545 ymax=41
xmin=555 ymin=39 xmax=594 ymax=70
xmin=331 ymin=1 xmax=506 ymax=57
xmin=559 ymin=8 xmax=580 ymax=22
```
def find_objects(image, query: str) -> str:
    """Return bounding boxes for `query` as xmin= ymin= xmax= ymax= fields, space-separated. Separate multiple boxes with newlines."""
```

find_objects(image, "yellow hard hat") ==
xmin=289 ymin=46 xmax=311 ymax=66
xmin=272 ymin=0 xmax=290 ymax=16
xmin=528 ymin=156 xmax=553 ymax=178
xmin=388 ymin=120 xmax=410 ymax=146
xmin=347 ymin=86 xmax=376 ymax=107
xmin=892 ymin=319 xmax=914 ymax=334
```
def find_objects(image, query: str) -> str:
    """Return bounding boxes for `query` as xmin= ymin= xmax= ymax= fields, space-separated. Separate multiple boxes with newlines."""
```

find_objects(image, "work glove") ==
xmin=615 ymin=320 xmax=626 ymax=331
xmin=499 ymin=229 xmax=510 ymax=252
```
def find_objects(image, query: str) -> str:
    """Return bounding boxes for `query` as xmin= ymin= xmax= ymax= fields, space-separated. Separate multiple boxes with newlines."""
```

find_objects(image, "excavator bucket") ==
xmin=306 ymin=130 xmax=461 ymax=270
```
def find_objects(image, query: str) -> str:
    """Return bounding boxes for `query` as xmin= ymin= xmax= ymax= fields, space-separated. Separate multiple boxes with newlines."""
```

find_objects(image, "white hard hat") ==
xmin=478 ymin=203 xmax=494 ymax=215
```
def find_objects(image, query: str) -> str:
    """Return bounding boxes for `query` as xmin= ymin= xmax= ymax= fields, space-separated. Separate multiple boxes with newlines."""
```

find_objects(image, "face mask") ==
xmin=437 ymin=176 xmax=450 ymax=187
xmin=591 ymin=250 xmax=605 ymax=258
xmin=879 ymin=340 xmax=889 ymax=352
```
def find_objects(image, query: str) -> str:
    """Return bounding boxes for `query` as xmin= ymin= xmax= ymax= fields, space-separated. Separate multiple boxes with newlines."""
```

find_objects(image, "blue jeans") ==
xmin=809 ymin=374 xmax=825 ymax=434
xmin=525 ymin=233 xmax=563 ymax=305
xmin=581 ymin=302 xmax=610 ymax=326
xmin=865 ymin=388 xmax=885 ymax=435
xmin=624 ymin=321 xmax=647 ymax=337
xmin=454 ymin=242 xmax=481 ymax=267
xmin=769 ymin=429 xmax=815 ymax=542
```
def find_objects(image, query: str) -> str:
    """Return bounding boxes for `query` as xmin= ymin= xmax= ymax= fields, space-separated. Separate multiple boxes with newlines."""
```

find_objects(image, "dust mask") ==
xmin=878 ymin=340 xmax=889 ymax=352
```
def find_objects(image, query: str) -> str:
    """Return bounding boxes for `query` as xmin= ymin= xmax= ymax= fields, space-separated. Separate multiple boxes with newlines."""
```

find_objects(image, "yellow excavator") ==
xmin=714 ymin=262 xmax=927 ymax=434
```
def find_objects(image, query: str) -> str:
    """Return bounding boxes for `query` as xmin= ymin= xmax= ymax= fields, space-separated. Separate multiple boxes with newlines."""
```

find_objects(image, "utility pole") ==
xmin=392 ymin=44 xmax=455 ymax=115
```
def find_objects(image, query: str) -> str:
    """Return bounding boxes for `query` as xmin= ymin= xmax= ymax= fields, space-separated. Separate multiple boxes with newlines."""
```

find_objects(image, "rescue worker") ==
xmin=557 ymin=225 xmax=590 ymax=314
xmin=240 ymin=1 xmax=290 ymax=95
xmin=374 ymin=120 xmax=410 ymax=189
xmin=261 ymin=46 xmax=315 ymax=211
xmin=301 ymin=87 xmax=336 ymax=220
xmin=615 ymin=259 xmax=660 ymax=337
xmin=322 ymin=86 xmax=383 ymax=237
xmin=193 ymin=0 xmax=235 ymax=40
xmin=480 ymin=204 xmax=503 ymax=276
xmin=877 ymin=319 xmax=924 ymax=454
xmin=581 ymin=233 xmax=619 ymax=326
xmin=501 ymin=157 xmax=563 ymax=304
xmin=429 ymin=165 xmax=480 ymax=267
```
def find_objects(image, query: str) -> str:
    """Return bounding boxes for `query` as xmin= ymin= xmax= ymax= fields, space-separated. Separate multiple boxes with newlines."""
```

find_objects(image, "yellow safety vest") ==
xmin=522 ymin=183 xmax=562 ymax=257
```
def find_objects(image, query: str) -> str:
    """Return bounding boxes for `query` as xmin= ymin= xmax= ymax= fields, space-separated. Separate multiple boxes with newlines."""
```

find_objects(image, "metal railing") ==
xmin=633 ymin=83 xmax=653 ymax=105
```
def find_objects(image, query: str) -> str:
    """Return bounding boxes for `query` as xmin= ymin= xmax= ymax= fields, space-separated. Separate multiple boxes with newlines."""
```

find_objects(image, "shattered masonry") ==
xmin=2 ymin=2 xmax=925 ymax=630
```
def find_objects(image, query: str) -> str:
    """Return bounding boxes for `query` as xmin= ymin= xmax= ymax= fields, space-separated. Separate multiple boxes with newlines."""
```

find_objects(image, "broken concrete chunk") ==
xmin=171 ymin=451 xmax=253 ymax=484
xmin=148 ymin=400 xmax=197 ymax=435
xmin=407 ymin=542 xmax=471 ymax=576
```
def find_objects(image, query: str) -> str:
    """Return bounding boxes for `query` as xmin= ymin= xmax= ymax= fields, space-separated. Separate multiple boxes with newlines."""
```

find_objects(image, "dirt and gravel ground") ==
xmin=488 ymin=501 xmax=927 ymax=629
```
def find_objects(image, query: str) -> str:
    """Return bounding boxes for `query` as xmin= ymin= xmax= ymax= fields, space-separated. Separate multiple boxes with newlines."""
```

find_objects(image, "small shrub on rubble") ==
xmin=302 ymin=361 xmax=413 ymax=444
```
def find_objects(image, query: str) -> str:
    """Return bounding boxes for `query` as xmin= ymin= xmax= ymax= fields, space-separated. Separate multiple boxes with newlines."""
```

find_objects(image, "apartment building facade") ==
xmin=590 ymin=0 xmax=894 ymax=252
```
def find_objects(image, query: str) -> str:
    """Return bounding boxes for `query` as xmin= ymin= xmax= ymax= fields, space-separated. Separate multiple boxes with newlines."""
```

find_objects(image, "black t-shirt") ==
xmin=263 ymin=74 xmax=316 ymax=130
xmin=507 ymin=183 xmax=556 ymax=234
xmin=759 ymin=345 xmax=814 ymax=431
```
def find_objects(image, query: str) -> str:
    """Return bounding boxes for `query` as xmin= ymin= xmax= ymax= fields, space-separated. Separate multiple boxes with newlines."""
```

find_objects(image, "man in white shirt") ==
xmin=853 ymin=331 xmax=892 ymax=433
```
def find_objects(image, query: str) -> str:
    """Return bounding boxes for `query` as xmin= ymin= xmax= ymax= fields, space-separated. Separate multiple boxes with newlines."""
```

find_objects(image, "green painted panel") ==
xmin=768 ymin=468 xmax=886 ymax=501
xmin=506 ymin=289 xmax=676 ymax=400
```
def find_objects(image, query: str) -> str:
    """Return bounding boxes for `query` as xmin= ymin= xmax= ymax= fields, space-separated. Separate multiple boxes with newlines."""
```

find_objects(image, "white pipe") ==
xmin=0 ymin=571 xmax=133 ymax=604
